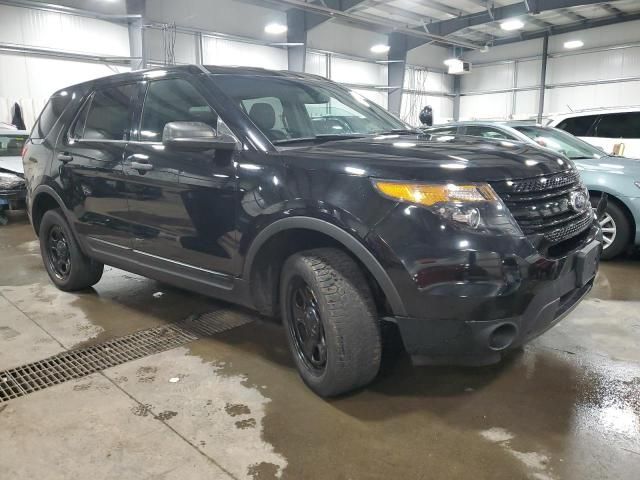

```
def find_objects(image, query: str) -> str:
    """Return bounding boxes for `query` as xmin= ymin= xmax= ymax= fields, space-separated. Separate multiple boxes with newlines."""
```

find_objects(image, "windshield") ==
xmin=212 ymin=75 xmax=409 ymax=145
xmin=513 ymin=126 xmax=605 ymax=160
xmin=0 ymin=134 xmax=27 ymax=157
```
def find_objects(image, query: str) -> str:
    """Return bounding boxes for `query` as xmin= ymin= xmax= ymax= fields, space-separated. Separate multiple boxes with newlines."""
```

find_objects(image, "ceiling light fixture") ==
xmin=370 ymin=44 xmax=390 ymax=54
xmin=500 ymin=19 xmax=524 ymax=31
xmin=264 ymin=23 xmax=287 ymax=35
xmin=564 ymin=40 xmax=584 ymax=49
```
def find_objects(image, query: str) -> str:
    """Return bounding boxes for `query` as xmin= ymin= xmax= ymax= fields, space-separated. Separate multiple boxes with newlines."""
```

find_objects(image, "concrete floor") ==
xmin=0 ymin=212 xmax=639 ymax=480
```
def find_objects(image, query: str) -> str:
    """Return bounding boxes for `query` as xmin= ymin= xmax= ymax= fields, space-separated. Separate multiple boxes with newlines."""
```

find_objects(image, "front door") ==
xmin=59 ymin=82 xmax=136 ymax=249
xmin=123 ymin=76 xmax=239 ymax=278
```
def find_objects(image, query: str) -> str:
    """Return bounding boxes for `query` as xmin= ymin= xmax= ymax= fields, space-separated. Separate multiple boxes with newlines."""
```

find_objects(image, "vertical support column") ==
xmin=453 ymin=75 xmax=461 ymax=121
xmin=195 ymin=32 xmax=204 ymax=65
xmin=388 ymin=32 xmax=408 ymax=116
xmin=127 ymin=0 xmax=146 ymax=70
xmin=286 ymin=9 xmax=307 ymax=72
xmin=538 ymin=34 xmax=549 ymax=123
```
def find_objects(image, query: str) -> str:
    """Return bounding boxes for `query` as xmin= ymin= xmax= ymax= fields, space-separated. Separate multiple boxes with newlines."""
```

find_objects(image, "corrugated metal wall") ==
xmin=459 ymin=20 xmax=640 ymax=121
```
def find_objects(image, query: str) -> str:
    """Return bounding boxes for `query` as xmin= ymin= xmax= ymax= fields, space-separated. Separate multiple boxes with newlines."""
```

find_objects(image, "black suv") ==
xmin=23 ymin=66 xmax=602 ymax=396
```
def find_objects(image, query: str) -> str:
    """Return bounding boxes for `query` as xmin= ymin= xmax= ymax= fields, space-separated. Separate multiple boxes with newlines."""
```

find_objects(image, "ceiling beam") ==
xmin=492 ymin=11 xmax=640 ymax=46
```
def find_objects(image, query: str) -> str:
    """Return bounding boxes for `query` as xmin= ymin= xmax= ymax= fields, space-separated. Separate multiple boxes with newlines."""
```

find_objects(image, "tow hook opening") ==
xmin=488 ymin=323 xmax=518 ymax=351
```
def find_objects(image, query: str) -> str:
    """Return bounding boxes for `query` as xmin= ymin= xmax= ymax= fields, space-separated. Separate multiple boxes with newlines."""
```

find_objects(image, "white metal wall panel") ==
xmin=544 ymin=81 xmax=640 ymax=115
xmin=0 ymin=5 xmax=129 ymax=56
xmin=202 ymin=37 xmax=287 ymax=70
xmin=516 ymin=60 xmax=541 ymax=88
xmin=621 ymin=46 xmax=640 ymax=77
xmin=307 ymin=21 xmax=387 ymax=60
xmin=404 ymin=68 xmax=453 ymax=94
xmin=0 ymin=54 xmax=129 ymax=127
xmin=330 ymin=57 xmax=387 ymax=86
xmin=513 ymin=90 xmax=539 ymax=119
xmin=548 ymin=51 xmax=626 ymax=84
xmin=461 ymin=63 xmax=513 ymax=92
xmin=305 ymin=52 xmax=327 ymax=77
xmin=144 ymin=29 xmax=197 ymax=64
xmin=460 ymin=92 xmax=512 ymax=121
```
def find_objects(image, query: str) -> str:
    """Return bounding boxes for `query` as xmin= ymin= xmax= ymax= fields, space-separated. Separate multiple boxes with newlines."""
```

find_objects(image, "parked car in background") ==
xmin=548 ymin=109 xmax=640 ymax=158
xmin=424 ymin=121 xmax=640 ymax=259
xmin=0 ymin=128 xmax=29 ymax=224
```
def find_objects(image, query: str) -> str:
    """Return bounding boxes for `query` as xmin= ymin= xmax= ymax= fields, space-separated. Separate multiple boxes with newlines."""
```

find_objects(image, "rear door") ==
xmin=591 ymin=112 xmax=640 ymax=157
xmin=59 ymin=82 xmax=136 ymax=249
xmin=122 ymin=76 xmax=239 ymax=278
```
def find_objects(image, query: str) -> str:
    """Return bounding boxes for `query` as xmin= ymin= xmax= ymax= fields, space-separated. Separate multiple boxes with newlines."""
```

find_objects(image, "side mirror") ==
xmin=162 ymin=121 xmax=236 ymax=152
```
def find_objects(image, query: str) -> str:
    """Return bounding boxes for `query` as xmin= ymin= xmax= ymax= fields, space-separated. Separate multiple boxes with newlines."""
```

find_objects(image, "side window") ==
xmin=464 ymin=126 xmax=511 ymax=140
xmin=140 ymin=78 xmax=218 ymax=141
xmin=31 ymin=93 xmax=74 ymax=140
xmin=69 ymin=95 xmax=92 ymax=140
xmin=595 ymin=113 xmax=640 ymax=139
xmin=556 ymin=115 xmax=598 ymax=136
xmin=81 ymin=84 xmax=135 ymax=141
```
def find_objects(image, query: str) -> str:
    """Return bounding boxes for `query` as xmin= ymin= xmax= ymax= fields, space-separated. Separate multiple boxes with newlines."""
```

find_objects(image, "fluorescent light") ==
xmin=500 ymin=19 xmax=524 ymax=31
xmin=564 ymin=40 xmax=584 ymax=49
xmin=370 ymin=44 xmax=390 ymax=54
xmin=264 ymin=23 xmax=287 ymax=35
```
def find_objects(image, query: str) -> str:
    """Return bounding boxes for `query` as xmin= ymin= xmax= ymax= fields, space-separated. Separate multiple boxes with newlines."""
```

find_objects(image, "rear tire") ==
xmin=39 ymin=209 xmax=104 ymax=291
xmin=591 ymin=196 xmax=631 ymax=260
xmin=280 ymin=248 xmax=381 ymax=397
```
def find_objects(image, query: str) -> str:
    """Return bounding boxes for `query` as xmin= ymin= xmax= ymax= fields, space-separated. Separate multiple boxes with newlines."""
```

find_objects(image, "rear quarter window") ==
xmin=31 ymin=93 xmax=74 ymax=140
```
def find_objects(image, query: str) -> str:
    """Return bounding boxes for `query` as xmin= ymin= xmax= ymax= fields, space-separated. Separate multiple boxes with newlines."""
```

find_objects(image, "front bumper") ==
xmin=0 ymin=188 xmax=27 ymax=210
xmin=369 ymin=205 xmax=602 ymax=366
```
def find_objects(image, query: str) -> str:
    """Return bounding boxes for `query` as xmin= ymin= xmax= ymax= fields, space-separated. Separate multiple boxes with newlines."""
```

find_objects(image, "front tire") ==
xmin=280 ymin=248 xmax=381 ymax=397
xmin=39 ymin=209 xmax=104 ymax=291
xmin=591 ymin=196 xmax=631 ymax=260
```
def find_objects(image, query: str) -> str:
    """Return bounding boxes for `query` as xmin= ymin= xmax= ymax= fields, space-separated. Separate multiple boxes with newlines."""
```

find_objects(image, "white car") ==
xmin=548 ymin=108 xmax=640 ymax=158
xmin=0 ymin=128 xmax=29 ymax=224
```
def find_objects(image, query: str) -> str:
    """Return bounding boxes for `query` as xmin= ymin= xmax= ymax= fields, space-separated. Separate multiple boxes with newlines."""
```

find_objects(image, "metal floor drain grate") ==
xmin=0 ymin=309 xmax=254 ymax=403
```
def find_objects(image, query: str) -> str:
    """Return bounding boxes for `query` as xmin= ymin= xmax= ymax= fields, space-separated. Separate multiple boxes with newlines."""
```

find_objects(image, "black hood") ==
xmin=279 ymin=135 xmax=574 ymax=183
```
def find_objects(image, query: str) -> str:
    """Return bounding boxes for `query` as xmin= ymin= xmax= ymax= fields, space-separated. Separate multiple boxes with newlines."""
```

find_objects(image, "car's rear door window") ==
xmin=594 ymin=112 xmax=640 ymax=139
xmin=79 ymin=84 xmax=136 ymax=141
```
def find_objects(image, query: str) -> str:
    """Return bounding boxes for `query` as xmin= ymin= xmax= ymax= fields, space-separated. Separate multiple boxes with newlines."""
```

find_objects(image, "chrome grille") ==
xmin=490 ymin=170 xmax=593 ymax=245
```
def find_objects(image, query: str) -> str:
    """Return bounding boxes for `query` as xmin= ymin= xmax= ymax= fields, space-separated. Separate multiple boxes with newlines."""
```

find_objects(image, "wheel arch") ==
xmin=243 ymin=217 xmax=407 ymax=318
xmin=589 ymin=190 xmax=636 ymax=244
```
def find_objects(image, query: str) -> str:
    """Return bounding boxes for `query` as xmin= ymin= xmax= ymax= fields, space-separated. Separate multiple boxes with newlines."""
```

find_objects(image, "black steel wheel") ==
xmin=280 ymin=248 xmax=381 ymax=397
xmin=287 ymin=279 xmax=327 ymax=374
xmin=46 ymin=224 xmax=72 ymax=280
xmin=39 ymin=209 xmax=104 ymax=291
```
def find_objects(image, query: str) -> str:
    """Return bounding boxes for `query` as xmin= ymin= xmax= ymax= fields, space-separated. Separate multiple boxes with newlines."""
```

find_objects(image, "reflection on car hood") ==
xmin=0 ymin=156 xmax=24 ymax=175
xmin=279 ymin=134 xmax=573 ymax=183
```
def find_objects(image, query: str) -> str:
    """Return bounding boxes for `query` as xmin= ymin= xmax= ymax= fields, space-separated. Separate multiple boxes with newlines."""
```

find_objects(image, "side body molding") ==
xmin=242 ymin=217 xmax=407 ymax=317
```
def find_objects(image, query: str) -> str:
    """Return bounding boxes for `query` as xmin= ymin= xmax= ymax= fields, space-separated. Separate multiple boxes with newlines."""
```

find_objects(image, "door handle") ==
xmin=57 ymin=153 xmax=73 ymax=163
xmin=130 ymin=161 xmax=154 ymax=172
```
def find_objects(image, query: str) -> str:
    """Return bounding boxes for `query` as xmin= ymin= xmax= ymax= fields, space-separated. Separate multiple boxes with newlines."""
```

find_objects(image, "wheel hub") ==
xmin=289 ymin=282 xmax=327 ymax=372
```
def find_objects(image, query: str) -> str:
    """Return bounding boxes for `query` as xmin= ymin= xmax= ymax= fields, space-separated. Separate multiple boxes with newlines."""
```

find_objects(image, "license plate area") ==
xmin=575 ymin=240 xmax=600 ymax=287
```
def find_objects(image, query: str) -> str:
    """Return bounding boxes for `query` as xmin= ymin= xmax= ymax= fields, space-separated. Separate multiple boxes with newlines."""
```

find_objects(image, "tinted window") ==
xmin=140 ymin=78 xmax=218 ymax=141
xmin=595 ymin=113 xmax=640 ymax=139
xmin=0 ymin=134 xmax=28 ymax=157
xmin=556 ymin=115 xmax=598 ymax=136
xmin=464 ymin=126 xmax=512 ymax=140
xmin=82 ymin=84 xmax=135 ymax=141
xmin=31 ymin=94 xmax=73 ymax=139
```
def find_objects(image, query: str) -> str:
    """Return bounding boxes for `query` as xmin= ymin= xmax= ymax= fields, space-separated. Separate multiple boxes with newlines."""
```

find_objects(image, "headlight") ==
xmin=0 ymin=171 xmax=25 ymax=190
xmin=373 ymin=180 xmax=521 ymax=235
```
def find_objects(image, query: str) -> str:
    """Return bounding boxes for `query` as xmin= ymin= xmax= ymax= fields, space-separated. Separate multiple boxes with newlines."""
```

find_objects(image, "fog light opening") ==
xmin=488 ymin=323 xmax=518 ymax=351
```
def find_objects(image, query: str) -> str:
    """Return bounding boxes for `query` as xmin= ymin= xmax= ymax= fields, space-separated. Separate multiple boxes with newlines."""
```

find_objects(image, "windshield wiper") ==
xmin=272 ymin=134 xmax=367 ymax=145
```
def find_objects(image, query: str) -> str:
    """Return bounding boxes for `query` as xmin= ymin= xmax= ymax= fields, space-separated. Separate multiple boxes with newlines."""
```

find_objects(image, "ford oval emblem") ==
xmin=570 ymin=190 xmax=588 ymax=212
